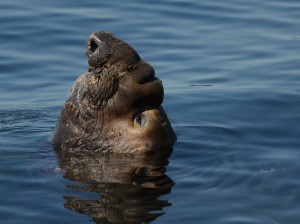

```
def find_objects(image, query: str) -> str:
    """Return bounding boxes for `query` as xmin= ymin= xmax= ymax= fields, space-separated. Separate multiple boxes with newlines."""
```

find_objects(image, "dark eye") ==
xmin=134 ymin=113 xmax=146 ymax=127
xmin=90 ymin=40 xmax=98 ymax=52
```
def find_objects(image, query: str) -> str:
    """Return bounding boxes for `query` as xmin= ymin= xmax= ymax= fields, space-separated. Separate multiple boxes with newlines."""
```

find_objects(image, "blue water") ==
xmin=1 ymin=0 xmax=300 ymax=223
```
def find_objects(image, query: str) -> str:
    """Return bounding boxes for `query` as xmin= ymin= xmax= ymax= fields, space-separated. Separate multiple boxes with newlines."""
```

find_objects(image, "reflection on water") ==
xmin=57 ymin=150 xmax=174 ymax=223
xmin=2 ymin=0 xmax=300 ymax=223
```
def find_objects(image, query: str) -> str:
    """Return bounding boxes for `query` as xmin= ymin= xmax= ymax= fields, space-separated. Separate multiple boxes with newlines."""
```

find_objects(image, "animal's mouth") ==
xmin=89 ymin=39 xmax=98 ymax=53
xmin=86 ymin=34 xmax=102 ymax=57
xmin=86 ymin=33 xmax=113 ymax=69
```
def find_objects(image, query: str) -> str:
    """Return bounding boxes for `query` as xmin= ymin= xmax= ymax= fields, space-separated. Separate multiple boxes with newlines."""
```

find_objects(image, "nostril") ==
xmin=90 ymin=40 xmax=98 ymax=53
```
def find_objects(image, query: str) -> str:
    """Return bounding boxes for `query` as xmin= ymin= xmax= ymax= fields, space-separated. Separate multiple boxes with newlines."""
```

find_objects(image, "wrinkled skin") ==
xmin=51 ymin=31 xmax=176 ymax=157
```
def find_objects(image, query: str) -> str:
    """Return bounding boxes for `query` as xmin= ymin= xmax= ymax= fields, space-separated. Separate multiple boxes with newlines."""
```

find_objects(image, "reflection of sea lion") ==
xmin=51 ymin=31 xmax=176 ymax=157
xmin=58 ymin=153 xmax=174 ymax=223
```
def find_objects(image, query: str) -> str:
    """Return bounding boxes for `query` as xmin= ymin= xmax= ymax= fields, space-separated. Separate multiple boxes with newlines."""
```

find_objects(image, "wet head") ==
xmin=51 ymin=31 xmax=176 ymax=158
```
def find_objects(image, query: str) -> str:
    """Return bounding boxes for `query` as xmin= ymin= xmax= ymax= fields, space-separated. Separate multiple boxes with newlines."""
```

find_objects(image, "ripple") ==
xmin=1 ymin=0 xmax=300 ymax=223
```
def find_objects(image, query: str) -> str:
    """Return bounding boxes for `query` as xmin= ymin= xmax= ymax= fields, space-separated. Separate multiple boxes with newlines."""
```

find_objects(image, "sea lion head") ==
xmin=51 ymin=31 xmax=176 ymax=158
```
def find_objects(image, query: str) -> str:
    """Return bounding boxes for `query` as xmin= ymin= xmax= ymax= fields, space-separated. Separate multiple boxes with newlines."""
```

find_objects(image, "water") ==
xmin=1 ymin=0 xmax=300 ymax=223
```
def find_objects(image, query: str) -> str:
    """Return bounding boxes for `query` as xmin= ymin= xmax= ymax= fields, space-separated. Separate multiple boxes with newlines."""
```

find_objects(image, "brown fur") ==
xmin=51 ymin=32 xmax=176 ymax=157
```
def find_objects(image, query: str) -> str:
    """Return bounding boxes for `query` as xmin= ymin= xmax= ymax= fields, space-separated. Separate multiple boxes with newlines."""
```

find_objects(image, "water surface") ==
xmin=1 ymin=0 xmax=300 ymax=223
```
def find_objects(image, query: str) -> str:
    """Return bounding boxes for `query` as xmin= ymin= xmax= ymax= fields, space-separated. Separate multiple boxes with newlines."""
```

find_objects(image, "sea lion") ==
xmin=51 ymin=31 xmax=176 ymax=157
